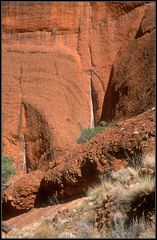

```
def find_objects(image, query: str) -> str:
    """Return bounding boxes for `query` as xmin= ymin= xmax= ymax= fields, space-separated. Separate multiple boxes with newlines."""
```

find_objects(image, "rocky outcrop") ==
xmin=2 ymin=2 xmax=154 ymax=171
xmin=101 ymin=3 xmax=155 ymax=122
xmin=40 ymin=108 xmax=155 ymax=200
xmin=2 ymin=108 xmax=155 ymax=218
xmin=2 ymin=170 xmax=44 ymax=220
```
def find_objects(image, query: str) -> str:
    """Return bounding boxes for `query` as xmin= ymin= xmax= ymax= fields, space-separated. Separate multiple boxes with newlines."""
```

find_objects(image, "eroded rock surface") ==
xmin=101 ymin=3 xmax=155 ymax=122
xmin=2 ymin=2 xmax=154 ymax=170
xmin=2 ymin=171 xmax=44 ymax=220
xmin=22 ymin=101 xmax=54 ymax=172
xmin=2 ymin=109 xmax=155 ymax=218
xmin=40 ymin=109 xmax=155 ymax=200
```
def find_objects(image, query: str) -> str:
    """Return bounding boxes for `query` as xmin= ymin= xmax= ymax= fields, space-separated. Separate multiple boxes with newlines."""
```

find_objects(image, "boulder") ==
xmin=2 ymin=170 xmax=44 ymax=220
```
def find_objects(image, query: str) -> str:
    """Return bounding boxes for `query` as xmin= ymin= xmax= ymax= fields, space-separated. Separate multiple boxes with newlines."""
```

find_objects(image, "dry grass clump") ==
xmin=87 ymin=176 xmax=120 ymax=207
xmin=97 ymin=213 xmax=155 ymax=239
xmin=118 ymin=175 xmax=155 ymax=211
xmin=111 ymin=166 xmax=138 ymax=183
xmin=87 ymin=151 xmax=155 ymax=238
xmin=88 ymin=151 xmax=155 ymax=201
xmin=7 ymin=222 xmax=41 ymax=238
xmin=111 ymin=214 xmax=155 ymax=239
xmin=138 ymin=217 xmax=155 ymax=238
xmin=142 ymin=152 xmax=155 ymax=169
xmin=33 ymin=224 xmax=53 ymax=238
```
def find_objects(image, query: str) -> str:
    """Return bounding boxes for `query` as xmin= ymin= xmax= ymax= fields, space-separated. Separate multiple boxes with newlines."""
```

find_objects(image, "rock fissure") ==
xmin=88 ymin=44 xmax=95 ymax=68
xmin=89 ymin=73 xmax=95 ymax=129
xmin=76 ymin=3 xmax=83 ymax=61
xmin=16 ymin=65 xmax=28 ymax=173
xmin=89 ymin=2 xmax=95 ymax=30
xmin=21 ymin=134 xmax=27 ymax=173
xmin=91 ymin=69 xmax=105 ymax=91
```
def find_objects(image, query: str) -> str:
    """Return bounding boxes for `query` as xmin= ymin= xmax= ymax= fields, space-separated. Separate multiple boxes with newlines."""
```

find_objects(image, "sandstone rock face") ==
xmin=77 ymin=2 xmax=150 ymax=123
xmin=2 ymin=43 xmax=89 ymax=172
xmin=2 ymin=2 xmax=154 ymax=172
xmin=101 ymin=3 xmax=155 ymax=122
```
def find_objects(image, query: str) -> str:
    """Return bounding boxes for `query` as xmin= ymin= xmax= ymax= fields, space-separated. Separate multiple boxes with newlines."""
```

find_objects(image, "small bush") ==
xmin=77 ymin=126 xmax=105 ymax=144
xmin=2 ymin=155 xmax=16 ymax=191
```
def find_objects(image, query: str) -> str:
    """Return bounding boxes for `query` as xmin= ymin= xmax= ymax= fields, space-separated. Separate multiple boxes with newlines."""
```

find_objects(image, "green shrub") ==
xmin=77 ymin=126 xmax=105 ymax=144
xmin=2 ymin=155 xmax=16 ymax=191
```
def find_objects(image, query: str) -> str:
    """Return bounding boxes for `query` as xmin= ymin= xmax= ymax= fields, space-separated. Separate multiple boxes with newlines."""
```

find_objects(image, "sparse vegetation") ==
xmin=2 ymin=155 xmax=16 ymax=192
xmin=33 ymin=225 xmax=53 ymax=238
xmin=87 ymin=152 xmax=155 ymax=238
xmin=118 ymin=175 xmax=155 ymax=212
xmin=124 ymin=146 xmax=143 ymax=169
xmin=77 ymin=126 xmax=105 ymax=144
xmin=111 ymin=214 xmax=149 ymax=239
xmin=141 ymin=152 xmax=155 ymax=169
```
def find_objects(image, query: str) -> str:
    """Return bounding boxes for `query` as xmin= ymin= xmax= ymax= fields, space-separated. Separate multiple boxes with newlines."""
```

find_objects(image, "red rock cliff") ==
xmin=2 ymin=2 xmax=155 ymax=173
